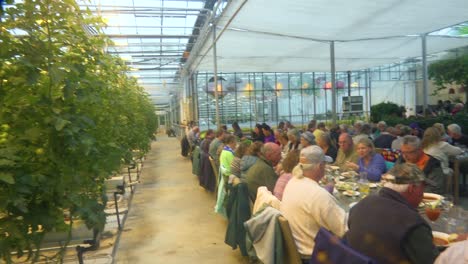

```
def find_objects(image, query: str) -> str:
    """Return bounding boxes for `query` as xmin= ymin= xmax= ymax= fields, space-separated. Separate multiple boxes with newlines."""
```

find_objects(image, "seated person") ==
xmin=316 ymin=132 xmax=338 ymax=162
xmin=209 ymin=129 xmax=225 ymax=167
xmin=281 ymin=146 xmax=347 ymax=261
xmin=240 ymin=141 xmax=263 ymax=179
xmin=396 ymin=135 xmax=445 ymax=194
xmin=345 ymin=163 xmax=439 ymax=264
xmin=447 ymin=123 xmax=468 ymax=147
xmin=422 ymin=127 xmax=462 ymax=176
xmin=273 ymin=150 xmax=299 ymax=200
xmin=300 ymin=131 xmax=316 ymax=149
xmin=346 ymin=138 xmax=387 ymax=181
xmin=333 ymin=133 xmax=359 ymax=171
xmin=262 ymin=123 xmax=275 ymax=143
xmin=245 ymin=142 xmax=281 ymax=201
xmin=434 ymin=240 xmax=467 ymax=264
xmin=374 ymin=127 xmax=396 ymax=149
xmin=392 ymin=125 xmax=412 ymax=150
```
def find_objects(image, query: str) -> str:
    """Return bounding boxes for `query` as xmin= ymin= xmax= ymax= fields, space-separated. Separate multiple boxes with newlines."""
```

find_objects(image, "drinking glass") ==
xmin=442 ymin=194 xmax=454 ymax=212
xmin=359 ymin=171 xmax=368 ymax=182
xmin=359 ymin=183 xmax=370 ymax=195
xmin=425 ymin=205 xmax=441 ymax=223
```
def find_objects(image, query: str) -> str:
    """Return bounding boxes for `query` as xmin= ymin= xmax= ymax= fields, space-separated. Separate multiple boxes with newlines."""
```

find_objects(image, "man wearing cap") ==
xmin=333 ymin=133 xmax=359 ymax=171
xmin=396 ymin=135 xmax=444 ymax=194
xmin=281 ymin=146 xmax=347 ymax=260
xmin=345 ymin=163 xmax=439 ymax=264
xmin=300 ymin=131 xmax=316 ymax=149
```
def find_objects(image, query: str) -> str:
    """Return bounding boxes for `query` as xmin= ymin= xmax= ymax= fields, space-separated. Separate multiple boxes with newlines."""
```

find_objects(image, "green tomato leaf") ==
xmin=54 ymin=118 xmax=70 ymax=131
xmin=0 ymin=172 xmax=15 ymax=184
xmin=0 ymin=158 xmax=16 ymax=167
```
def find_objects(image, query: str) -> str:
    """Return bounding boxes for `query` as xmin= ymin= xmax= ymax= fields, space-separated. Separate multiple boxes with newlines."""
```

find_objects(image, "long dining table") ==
xmin=324 ymin=168 xmax=468 ymax=236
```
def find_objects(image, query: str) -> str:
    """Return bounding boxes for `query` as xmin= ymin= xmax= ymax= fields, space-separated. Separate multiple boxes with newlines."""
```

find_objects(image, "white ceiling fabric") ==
xmin=190 ymin=0 xmax=468 ymax=72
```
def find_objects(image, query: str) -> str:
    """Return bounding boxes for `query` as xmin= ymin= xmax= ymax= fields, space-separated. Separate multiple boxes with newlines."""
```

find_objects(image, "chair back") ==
xmin=376 ymin=148 xmax=400 ymax=171
xmin=278 ymin=216 xmax=302 ymax=264
xmin=208 ymin=156 xmax=219 ymax=195
xmin=310 ymin=228 xmax=375 ymax=264
xmin=375 ymin=148 xmax=401 ymax=162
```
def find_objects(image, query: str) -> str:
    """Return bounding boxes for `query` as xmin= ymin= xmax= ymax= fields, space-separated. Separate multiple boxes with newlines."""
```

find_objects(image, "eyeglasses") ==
xmin=338 ymin=141 xmax=347 ymax=145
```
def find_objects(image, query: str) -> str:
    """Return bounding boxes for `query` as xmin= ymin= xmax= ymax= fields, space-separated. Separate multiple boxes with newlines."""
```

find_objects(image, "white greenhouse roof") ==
xmin=190 ymin=0 xmax=468 ymax=72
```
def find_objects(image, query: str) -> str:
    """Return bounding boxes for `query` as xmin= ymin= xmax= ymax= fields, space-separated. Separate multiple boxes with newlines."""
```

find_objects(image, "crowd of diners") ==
xmin=185 ymin=119 xmax=468 ymax=264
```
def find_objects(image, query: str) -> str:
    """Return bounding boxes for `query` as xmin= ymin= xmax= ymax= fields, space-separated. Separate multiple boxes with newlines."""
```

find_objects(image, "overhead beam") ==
xmin=107 ymin=34 xmax=192 ymax=39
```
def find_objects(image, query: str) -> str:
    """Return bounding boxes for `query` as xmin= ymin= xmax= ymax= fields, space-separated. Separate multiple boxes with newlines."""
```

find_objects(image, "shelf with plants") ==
xmin=0 ymin=0 xmax=157 ymax=262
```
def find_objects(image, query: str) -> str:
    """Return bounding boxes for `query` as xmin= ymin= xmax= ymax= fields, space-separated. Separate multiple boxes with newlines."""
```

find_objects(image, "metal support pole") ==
xmin=347 ymin=70 xmax=351 ymax=117
xmin=366 ymin=69 xmax=371 ymax=121
xmin=330 ymin=41 xmax=337 ymax=124
xmin=421 ymin=34 xmax=429 ymax=116
xmin=212 ymin=24 xmax=221 ymax=129
xmin=313 ymin=72 xmax=316 ymax=119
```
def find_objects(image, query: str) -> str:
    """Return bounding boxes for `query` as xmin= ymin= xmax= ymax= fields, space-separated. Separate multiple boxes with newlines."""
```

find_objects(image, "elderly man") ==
xmin=447 ymin=123 xmax=468 ymax=147
xmin=373 ymin=120 xmax=387 ymax=139
xmin=209 ymin=129 xmax=225 ymax=167
xmin=333 ymin=133 xmax=359 ymax=171
xmin=245 ymin=142 xmax=282 ymax=201
xmin=391 ymin=125 xmax=412 ymax=150
xmin=187 ymin=126 xmax=200 ymax=148
xmin=396 ymin=135 xmax=444 ymax=194
xmin=281 ymin=146 xmax=347 ymax=260
xmin=346 ymin=163 xmax=439 ymax=264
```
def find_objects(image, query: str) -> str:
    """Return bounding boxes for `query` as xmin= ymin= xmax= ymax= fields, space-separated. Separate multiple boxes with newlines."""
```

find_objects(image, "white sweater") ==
xmin=424 ymin=141 xmax=462 ymax=175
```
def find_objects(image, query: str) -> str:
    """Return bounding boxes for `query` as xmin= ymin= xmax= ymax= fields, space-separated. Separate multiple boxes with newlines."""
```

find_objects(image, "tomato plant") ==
xmin=0 ymin=0 xmax=157 ymax=262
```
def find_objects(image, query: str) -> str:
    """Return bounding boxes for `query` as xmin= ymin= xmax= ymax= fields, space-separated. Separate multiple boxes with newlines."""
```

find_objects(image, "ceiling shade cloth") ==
xmin=190 ymin=0 xmax=468 ymax=72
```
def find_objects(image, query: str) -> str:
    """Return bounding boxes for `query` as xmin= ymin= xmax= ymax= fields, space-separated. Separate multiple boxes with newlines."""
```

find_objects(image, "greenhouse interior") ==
xmin=1 ymin=0 xmax=468 ymax=263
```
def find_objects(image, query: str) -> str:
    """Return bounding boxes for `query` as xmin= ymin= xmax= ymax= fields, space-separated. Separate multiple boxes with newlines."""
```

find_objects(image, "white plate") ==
xmin=349 ymin=202 xmax=358 ymax=208
xmin=369 ymin=183 xmax=378 ymax=188
xmin=432 ymin=231 xmax=450 ymax=247
xmin=335 ymin=182 xmax=358 ymax=191
xmin=343 ymin=190 xmax=360 ymax=197
xmin=341 ymin=171 xmax=358 ymax=178
xmin=423 ymin=193 xmax=442 ymax=203
xmin=330 ymin=165 xmax=340 ymax=170
xmin=419 ymin=193 xmax=443 ymax=208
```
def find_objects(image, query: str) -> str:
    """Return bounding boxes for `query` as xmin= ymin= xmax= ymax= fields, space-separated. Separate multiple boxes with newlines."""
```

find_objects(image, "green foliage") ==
xmin=0 ymin=0 xmax=156 ymax=262
xmin=428 ymin=54 xmax=468 ymax=102
xmin=370 ymin=102 xmax=405 ymax=123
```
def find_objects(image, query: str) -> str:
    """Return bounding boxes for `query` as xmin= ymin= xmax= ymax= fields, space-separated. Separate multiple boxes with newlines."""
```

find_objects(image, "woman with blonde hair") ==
xmin=346 ymin=138 xmax=386 ymax=181
xmin=422 ymin=126 xmax=462 ymax=175
xmin=432 ymin=123 xmax=451 ymax=143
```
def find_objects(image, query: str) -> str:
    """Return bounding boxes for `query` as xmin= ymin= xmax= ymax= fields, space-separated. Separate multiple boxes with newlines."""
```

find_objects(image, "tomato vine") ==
xmin=0 ymin=0 xmax=157 ymax=262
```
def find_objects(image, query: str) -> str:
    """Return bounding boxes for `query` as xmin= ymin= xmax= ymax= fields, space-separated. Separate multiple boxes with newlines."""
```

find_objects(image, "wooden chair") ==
xmin=208 ymin=156 xmax=219 ymax=197
xmin=278 ymin=216 xmax=303 ymax=264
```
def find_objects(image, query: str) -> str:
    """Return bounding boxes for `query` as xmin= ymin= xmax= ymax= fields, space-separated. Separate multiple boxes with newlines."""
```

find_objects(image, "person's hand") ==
xmin=345 ymin=161 xmax=359 ymax=171
xmin=275 ymin=163 xmax=283 ymax=175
